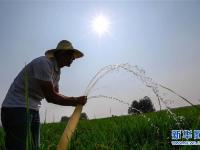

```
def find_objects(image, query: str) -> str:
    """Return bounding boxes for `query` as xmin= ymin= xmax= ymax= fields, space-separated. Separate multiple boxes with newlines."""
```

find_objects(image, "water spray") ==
xmin=57 ymin=63 xmax=196 ymax=150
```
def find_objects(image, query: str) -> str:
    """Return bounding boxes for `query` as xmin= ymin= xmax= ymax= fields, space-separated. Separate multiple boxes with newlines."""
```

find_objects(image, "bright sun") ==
xmin=91 ymin=14 xmax=110 ymax=37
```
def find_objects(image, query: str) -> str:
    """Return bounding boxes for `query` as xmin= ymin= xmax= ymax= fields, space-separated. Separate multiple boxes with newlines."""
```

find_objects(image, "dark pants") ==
xmin=1 ymin=107 xmax=40 ymax=150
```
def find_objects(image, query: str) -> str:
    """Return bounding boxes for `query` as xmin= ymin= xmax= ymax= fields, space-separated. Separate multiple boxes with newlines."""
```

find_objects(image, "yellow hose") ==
xmin=57 ymin=105 xmax=83 ymax=150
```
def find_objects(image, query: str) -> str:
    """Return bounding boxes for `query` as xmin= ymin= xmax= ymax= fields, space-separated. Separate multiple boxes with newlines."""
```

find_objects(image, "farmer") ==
xmin=1 ymin=40 xmax=87 ymax=150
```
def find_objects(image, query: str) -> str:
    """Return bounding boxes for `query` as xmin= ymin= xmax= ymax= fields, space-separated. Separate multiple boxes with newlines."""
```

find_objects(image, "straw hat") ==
xmin=45 ymin=40 xmax=84 ymax=59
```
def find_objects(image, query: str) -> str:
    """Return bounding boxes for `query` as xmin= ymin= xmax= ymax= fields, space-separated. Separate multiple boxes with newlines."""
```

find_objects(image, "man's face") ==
xmin=56 ymin=51 xmax=75 ymax=68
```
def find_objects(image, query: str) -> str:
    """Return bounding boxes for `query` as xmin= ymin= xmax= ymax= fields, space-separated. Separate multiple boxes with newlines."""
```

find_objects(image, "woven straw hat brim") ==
xmin=45 ymin=48 xmax=84 ymax=58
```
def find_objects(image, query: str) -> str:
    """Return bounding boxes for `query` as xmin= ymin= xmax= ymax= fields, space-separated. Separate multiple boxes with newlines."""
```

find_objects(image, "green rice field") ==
xmin=0 ymin=106 xmax=200 ymax=150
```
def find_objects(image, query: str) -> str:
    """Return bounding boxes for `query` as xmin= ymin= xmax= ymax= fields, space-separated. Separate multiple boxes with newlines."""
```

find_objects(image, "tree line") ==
xmin=60 ymin=96 xmax=155 ymax=122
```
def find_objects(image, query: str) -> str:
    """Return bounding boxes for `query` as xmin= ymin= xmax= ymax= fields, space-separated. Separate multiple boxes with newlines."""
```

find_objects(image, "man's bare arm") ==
xmin=37 ymin=79 xmax=87 ymax=106
xmin=54 ymin=86 xmax=59 ymax=93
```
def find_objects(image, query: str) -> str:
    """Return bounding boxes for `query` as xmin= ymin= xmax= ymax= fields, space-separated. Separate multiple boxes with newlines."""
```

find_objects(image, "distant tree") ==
xmin=139 ymin=96 xmax=155 ymax=113
xmin=60 ymin=116 xmax=69 ymax=122
xmin=128 ymin=100 xmax=140 ymax=114
xmin=80 ymin=112 xmax=89 ymax=120
xmin=128 ymin=96 xmax=155 ymax=114
xmin=60 ymin=113 xmax=89 ymax=122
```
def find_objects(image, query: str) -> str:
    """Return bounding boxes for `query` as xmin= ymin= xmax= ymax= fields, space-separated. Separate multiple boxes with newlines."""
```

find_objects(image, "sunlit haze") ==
xmin=0 ymin=1 xmax=200 ymax=124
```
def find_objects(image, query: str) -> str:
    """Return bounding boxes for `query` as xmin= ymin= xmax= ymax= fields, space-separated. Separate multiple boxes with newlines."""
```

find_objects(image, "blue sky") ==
xmin=0 ymin=0 xmax=200 ymax=122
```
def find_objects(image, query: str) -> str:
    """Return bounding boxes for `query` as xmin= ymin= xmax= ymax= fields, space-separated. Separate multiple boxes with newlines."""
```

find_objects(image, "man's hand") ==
xmin=75 ymin=96 xmax=87 ymax=105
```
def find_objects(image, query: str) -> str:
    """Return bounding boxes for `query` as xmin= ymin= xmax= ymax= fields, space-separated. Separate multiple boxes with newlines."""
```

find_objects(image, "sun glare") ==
xmin=91 ymin=14 xmax=110 ymax=37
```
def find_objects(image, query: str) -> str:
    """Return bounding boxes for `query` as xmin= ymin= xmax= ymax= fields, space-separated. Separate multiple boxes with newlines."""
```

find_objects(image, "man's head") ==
xmin=45 ymin=40 xmax=84 ymax=68
xmin=54 ymin=50 xmax=75 ymax=68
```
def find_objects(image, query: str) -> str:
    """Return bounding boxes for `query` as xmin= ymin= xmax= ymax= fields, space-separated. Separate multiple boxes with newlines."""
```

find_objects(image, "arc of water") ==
xmin=88 ymin=95 xmax=130 ymax=106
xmin=113 ymin=64 xmax=195 ymax=109
xmin=88 ymin=95 xmax=160 ymax=132
xmin=57 ymin=63 xmax=195 ymax=149
xmin=85 ymin=68 xmax=114 ymax=96
xmin=159 ymin=84 xmax=196 ymax=107
xmin=85 ymin=64 xmax=121 ymax=96
xmin=85 ymin=64 xmax=163 ymax=111
xmin=119 ymin=65 xmax=162 ymax=111
xmin=85 ymin=65 xmax=112 ymax=94
xmin=85 ymin=63 xmax=195 ymax=127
